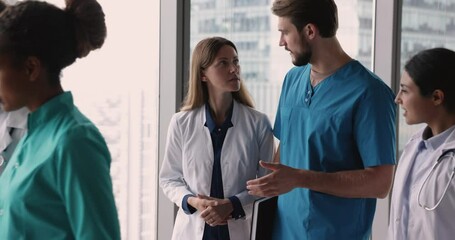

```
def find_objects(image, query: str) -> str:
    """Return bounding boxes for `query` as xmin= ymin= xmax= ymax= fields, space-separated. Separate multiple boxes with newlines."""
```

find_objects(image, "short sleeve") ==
xmin=354 ymin=83 xmax=397 ymax=167
xmin=273 ymin=75 xmax=290 ymax=140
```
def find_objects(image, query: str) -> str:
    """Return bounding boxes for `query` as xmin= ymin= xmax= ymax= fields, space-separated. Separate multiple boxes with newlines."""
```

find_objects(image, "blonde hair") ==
xmin=181 ymin=37 xmax=254 ymax=111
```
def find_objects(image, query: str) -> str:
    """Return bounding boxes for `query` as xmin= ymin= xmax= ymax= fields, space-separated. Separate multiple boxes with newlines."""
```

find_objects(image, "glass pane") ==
xmin=399 ymin=0 xmax=455 ymax=152
xmin=33 ymin=0 xmax=160 ymax=239
xmin=190 ymin=0 xmax=374 ymax=124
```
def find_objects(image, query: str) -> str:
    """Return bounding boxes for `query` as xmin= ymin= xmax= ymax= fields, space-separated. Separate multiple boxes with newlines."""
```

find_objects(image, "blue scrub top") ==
xmin=273 ymin=61 xmax=396 ymax=240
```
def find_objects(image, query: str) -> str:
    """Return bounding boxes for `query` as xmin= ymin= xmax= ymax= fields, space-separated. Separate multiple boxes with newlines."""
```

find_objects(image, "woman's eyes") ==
xmin=217 ymin=60 xmax=239 ymax=66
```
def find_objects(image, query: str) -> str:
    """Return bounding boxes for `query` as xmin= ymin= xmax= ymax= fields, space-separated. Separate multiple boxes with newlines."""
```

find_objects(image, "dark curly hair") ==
xmin=0 ymin=0 xmax=106 ymax=85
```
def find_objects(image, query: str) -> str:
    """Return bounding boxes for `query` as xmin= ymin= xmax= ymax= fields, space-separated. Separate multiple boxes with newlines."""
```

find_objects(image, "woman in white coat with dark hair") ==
xmin=389 ymin=48 xmax=455 ymax=240
xmin=159 ymin=36 xmax=275 ymax=240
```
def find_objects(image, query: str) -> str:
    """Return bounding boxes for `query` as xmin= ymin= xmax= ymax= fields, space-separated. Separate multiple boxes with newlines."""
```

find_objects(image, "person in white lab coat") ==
xmin=159 ymin=37 xmax=275 ymax=240
xmin=389 ymin=48 xmax=455 ymax=240
xmin=0 ymin=107 xmax=28 ymax=175
xmin=0 ymin=1 xmax=28 ymax=176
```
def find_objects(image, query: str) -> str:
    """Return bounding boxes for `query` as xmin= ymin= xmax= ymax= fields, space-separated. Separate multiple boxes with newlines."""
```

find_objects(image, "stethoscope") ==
xmin=417 ymin=150 xmax=455 ymax=211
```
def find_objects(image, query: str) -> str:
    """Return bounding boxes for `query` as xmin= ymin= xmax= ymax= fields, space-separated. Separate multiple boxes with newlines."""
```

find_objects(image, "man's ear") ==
xmin=432 ymin=89 xmax=444 ymax=107
xmin=303 ymin=23 xmax=318 ymax=40
xmin=24 ymin=56 xmax=41 ymax=82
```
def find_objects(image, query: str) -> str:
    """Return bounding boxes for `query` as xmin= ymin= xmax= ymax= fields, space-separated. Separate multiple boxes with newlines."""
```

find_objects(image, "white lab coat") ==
xmin=0 ymin=108 xmax=28 ymax=174
xmin=388 ymin=126 xmax=455 ymax=240
xmin=159 ymin=101 xmax=275 ymax=240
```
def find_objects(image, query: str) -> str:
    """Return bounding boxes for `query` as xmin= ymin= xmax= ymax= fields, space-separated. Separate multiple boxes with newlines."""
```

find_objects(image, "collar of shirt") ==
xmin=27 ymin=92 xmax=74 ymax=131
xmin=204 ymin=102 xmax=234 ymax=132
xmin=420 ymin=125 xmax=455 ymax=152
xmin=5 ymin=107 xmax=29 ymax=130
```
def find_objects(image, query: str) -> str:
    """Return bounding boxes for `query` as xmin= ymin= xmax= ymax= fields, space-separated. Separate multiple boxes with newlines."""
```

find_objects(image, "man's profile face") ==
xmin=277 ymin=17 xmax=312 ymax=66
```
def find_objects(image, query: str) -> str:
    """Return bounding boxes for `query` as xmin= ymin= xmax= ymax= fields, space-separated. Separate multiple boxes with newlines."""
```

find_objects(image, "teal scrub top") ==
xmin=273 ymin=61 xmax=396 ymax=240
xmin=0 ymin=92 xmax=120 ymax=239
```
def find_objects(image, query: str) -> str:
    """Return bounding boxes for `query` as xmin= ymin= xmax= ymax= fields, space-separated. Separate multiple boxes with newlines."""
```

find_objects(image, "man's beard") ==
xmin=293 ymin=50 xmax=312 ymax=66
xmin=292 ymin=36 xmax=312 ymax=66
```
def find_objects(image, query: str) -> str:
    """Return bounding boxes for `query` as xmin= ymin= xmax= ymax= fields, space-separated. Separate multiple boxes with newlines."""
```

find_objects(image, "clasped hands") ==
xmin=188 ymin=195 xmax=234 ymax=227
xmin=188 ymin=161 xmax=299 ymax=226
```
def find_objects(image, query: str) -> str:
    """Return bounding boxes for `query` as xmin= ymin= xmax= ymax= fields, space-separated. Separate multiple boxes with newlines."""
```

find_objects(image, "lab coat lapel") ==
xmin=393 ymin=131 xmax=421 ymax=203
xmin=0 ymin=129 xmax=12 ymax=152
xmin=219 ymin=101 xmax=239 ymax=190
xmin=0 ymin=113 xmax=12 ymax=152
xmin=6 ymin=108 xmax=28 ymax=130
xmin=221 ymin=101 xmax=239 ymax=158
xmin=201 ymin=104 xmax=215 ymax=192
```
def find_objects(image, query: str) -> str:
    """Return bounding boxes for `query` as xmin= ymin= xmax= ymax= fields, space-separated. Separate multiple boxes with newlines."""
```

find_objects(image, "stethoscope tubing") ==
xmin=417 ymin=150 xmax=455 ymax=211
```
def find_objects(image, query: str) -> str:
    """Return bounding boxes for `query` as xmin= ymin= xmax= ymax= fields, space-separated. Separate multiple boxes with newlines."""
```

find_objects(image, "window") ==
xmin=43 ymin=1 xmax=159 ymax=239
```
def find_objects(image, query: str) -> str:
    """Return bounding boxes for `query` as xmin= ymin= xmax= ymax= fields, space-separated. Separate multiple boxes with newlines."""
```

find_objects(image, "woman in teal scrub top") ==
xmin=0 ymin=0 xmax=120 ymax=239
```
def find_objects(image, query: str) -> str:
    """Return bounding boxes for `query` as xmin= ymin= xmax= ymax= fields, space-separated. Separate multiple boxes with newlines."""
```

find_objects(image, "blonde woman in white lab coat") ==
xmin=159 ymin=37 xmax=275 ymax=240
xmin=389 ymin=48 xmax=455 ymax=240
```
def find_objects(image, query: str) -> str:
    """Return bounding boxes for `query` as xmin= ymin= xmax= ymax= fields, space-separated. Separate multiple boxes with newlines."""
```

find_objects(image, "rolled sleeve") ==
xmin=182 ymin=194 xmax=197 ymax=214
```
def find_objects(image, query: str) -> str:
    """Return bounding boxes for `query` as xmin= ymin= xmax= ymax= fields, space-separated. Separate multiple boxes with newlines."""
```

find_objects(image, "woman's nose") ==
xmin=230 ymin=63 xmax=239 ymax=73
xmin=394 ymin=93 xmax=401 ymax=104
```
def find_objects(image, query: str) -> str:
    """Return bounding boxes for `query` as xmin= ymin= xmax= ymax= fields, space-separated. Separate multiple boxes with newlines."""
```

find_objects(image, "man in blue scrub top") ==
xmin=247 ymin=0 xmax=397 ymax=239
